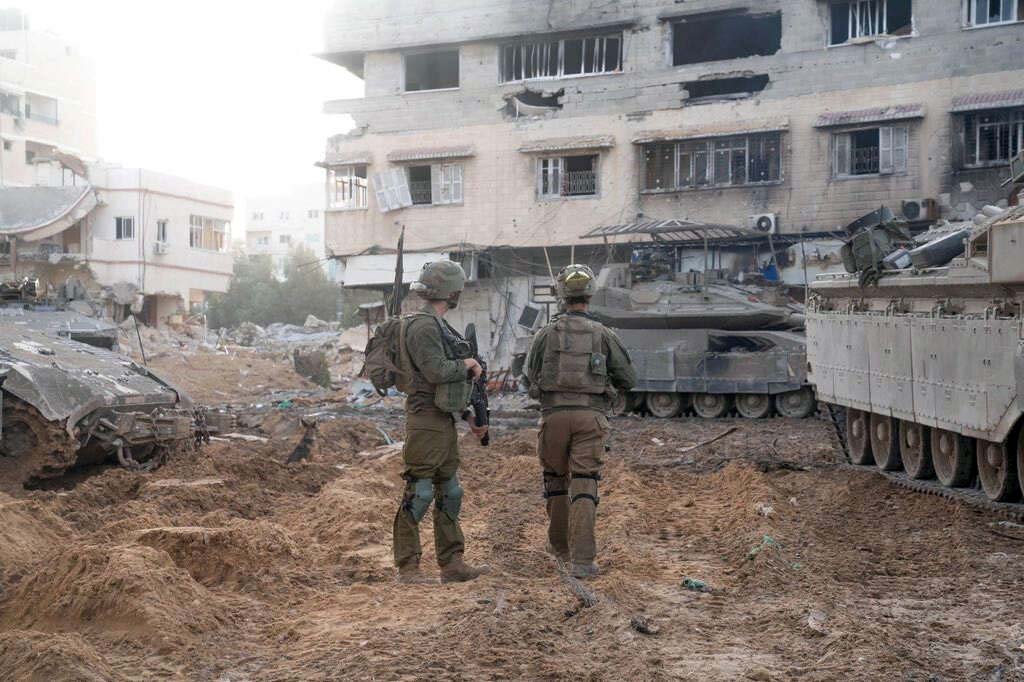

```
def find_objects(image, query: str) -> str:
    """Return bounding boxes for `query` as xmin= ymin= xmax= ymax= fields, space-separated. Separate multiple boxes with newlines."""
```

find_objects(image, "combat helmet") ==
xmin=555 ymin=264 xmax=597 ymax=301
xmin=410 ymin=260 xmax=467 ymax=306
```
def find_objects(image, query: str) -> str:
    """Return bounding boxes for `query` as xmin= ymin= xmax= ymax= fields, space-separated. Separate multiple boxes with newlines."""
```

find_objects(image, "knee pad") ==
xmin=542 ymin=470 xmax=568 ymax=500
xmin=570 ymin=472 xmax=600 ymax=506
xmin=403 ymin=478 xmax=434 ymax=522
xmin=436 ymin=475 xmax=463 ymax=520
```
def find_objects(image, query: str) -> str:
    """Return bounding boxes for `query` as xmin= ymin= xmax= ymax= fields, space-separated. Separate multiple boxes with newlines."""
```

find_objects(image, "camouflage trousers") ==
xmin=393 ymin=409 xmax=465 ymax=568
xmin=537 ymin=409 xmax=609 ymax=565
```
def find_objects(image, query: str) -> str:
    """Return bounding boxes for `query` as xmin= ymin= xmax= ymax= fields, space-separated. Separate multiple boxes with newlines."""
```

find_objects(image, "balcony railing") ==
xmin=561 ymin=170 xmax=597 ymax=196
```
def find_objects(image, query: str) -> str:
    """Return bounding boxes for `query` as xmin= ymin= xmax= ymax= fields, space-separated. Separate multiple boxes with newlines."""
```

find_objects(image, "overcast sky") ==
xmin=22 ymin=0 xmax=362 ymax=222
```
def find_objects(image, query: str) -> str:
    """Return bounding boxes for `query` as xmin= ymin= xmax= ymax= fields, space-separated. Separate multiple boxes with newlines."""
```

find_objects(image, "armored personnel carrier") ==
xmin=588 ymin=263 xmax=815 ymax=419
xmin=0 ymin=308 xmax=202 ymax=488
xmin=806 ymin=205 xmax=1024 ymax=502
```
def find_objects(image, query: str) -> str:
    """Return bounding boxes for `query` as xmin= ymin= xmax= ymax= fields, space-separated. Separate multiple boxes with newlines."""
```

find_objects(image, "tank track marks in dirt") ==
xmin=825 ymin=405 xmax=1024 ymax=521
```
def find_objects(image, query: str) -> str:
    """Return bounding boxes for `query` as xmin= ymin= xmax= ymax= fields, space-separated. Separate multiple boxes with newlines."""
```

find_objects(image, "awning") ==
xmin=631 ymin=117 xmax=789 ymax=144
xmin=951 ymin=89 xmax=1024 ymax=113
xmin=386 ymin=146 xmax=475 ymax=163
xmin=813 ymin=104 xmax=924 ymax=128
xmin=583 ymin=219 xmax=758 ymax=243
xmin=518 ymin=135 xmax=616 ymax=154
xmin=318 ymin=152 xmax=372 ymax=168
xmin=0 ymin=185 xmax=98 ymax=242
xmin=339 ymin=252 xmax=449 ymax=287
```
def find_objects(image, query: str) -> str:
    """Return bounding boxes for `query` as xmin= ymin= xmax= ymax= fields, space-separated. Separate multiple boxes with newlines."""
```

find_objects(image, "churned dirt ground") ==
xmin=2 ymin=360 xmax=1024 ymax=680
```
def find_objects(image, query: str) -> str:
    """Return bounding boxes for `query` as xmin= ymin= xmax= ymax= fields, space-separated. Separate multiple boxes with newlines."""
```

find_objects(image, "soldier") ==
xmin=527 ymin=264 xmax=636 ymax=579
xmin=393 ymin=260 xmax=490 ymax=585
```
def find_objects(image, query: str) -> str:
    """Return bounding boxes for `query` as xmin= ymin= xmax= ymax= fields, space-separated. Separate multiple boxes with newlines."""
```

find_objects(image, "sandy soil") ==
xmin=2 ymin=361 xmax=1023 ymax=680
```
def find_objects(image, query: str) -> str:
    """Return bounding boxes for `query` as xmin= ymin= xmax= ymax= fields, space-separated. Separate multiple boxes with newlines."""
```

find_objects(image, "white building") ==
xmin=245 ymin=184 xmax=328 ymax=278
xmin=0 ymin=165 xmax=234 ymax=327
xmin=0 ymin=8 xmax=98 ymax=187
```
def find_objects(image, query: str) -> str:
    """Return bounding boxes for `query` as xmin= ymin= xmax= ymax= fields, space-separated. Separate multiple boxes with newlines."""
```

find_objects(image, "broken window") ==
xmin=404 ymin=50 xmax=459 ymax=92
xmin=499 ymin=33 xmax=622 ymax=83
xmin=328 ymin=164 xmax=368 ymax=210
xmin=189 ymin=215 xmax=229 ymax=251
xmin=115 ymin=216 xmax=135 ymax=241
xmin=156 ymin=220 xmax=168 ymax=243
xmin=833 ymin=125 xmax=908 ymax=176
xmin=643 ymin=133 xmax=781 ymax=191
xmin=538 ymin=155 xmax=598 ymax=198
xmin=962 ymin=108 xmax=1024 ymax=166
xmin=964 ymin=0 xmax=1022 ymax=26
xmin=830 ymin=0 xmax=913 ymax=45
xmin=371 ymin=168 xmax=414 ymax=212
xmin=671 ymin=12 xmax=781 ymax=66
xmin=683 ymin=75 xmax=770 ymax=103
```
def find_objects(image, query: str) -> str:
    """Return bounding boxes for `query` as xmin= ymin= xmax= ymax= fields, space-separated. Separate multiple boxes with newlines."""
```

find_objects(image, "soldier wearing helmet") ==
xmin=393 ymin=260 xmax=489 ymax=584
xmin=526 ymin=264 xmax=635 ymax=579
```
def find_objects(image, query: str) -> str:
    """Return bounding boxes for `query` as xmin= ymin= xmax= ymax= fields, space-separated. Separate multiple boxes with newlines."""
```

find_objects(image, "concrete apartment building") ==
xmin=0 ymin=8 xmax=97 ymax=187
xmin=245 ymin=184 xmax=330 ymax=279
xmin=318 ymin=0 xmax=1024 ymax=367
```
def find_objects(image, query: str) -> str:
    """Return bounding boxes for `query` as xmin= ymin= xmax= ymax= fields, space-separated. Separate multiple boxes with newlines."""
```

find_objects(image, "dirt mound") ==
xmin=2 ymin=544 xmax=225 ymax=644
xmin=134 ymin=520 xmax=304 ymax=590
xmin=0 ymin=494 xmax=72 ymax=584
xmin=0 ymin=630 xmax=114 ymax=682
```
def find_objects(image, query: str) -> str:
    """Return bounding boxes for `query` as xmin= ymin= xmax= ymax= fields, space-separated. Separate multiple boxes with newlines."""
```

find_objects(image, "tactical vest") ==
xmin=398 ymin=312 xmax=473 ymax=413
xmin=537 ymin=314 xmax=609 ymax=408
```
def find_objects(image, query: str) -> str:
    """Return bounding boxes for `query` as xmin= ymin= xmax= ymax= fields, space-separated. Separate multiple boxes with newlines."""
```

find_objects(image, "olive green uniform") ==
xmin=526 ymin=311 xmax=635 ymax=567
xmin=392 ymin=304 xmax=472 ymax=569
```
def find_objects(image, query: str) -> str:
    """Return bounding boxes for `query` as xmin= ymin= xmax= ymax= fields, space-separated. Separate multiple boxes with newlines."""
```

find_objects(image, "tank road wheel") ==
xmin=0 ymin=396 xmax=79 ymax=487
xmin=773 ymin=388 xmax=816 ymax=419
xmin=977 ymin=438 xmax=1020 ymax=502
xmin=735 ymin=394 xmax=772 ymax=419
xmin=899 ymin=421 xmax=934 ymax=479
xmin=692 ymin=393 xmax=732 ymax=419
xmin=646 ymin=393 xmax=682 ymax=419
xmin=611 ymin=391 xmax=635 ymax=417
xmin=869 ymin=414 xmax=902 ymax=471
xmin=931 ymin=429 xmax=976 ymax=488
xmin=846 ymin=408 xmax=873 ymax=465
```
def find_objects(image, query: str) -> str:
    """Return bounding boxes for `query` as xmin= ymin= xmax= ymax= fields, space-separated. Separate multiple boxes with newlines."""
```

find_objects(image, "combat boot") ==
xmin=545 ymin=542 xmax=569 ymax=564
xmin=396 ymin=559 xmax=435 ymax=585
xmin=569 ymin=561 xmax=599 ymax=579
xmin=440 ymin=555 xmax=490 ymax=583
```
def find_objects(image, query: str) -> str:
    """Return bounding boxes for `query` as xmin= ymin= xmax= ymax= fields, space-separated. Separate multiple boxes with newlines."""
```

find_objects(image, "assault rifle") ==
xmin=462 ymin=323 xmax=490 ymax=446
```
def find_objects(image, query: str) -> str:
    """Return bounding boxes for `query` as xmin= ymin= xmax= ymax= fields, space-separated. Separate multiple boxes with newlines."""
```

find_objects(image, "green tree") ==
xmin=279 ymin=244 xmax=339 ymax=325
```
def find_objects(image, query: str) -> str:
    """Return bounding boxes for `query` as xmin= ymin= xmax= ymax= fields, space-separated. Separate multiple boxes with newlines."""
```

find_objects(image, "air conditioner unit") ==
xmin=899 ymin=198 xmax=939 ymax=222
xmin=748 ymin=213 xmax=778 ymax=234
xmin=153 ymin=242 xmax=169 ymax=255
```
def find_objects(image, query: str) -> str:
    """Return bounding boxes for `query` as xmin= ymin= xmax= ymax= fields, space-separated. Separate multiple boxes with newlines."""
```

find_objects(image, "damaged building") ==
xmin=317 ymin=0 xmax=1024 ymax=367
xmin=0 ymin=164 xmax=235 ymax=325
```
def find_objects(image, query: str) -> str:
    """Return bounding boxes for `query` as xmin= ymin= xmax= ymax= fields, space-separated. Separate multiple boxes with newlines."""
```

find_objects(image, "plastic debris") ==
xmin=277 ymin=399 xmax=294 ymax=409
xmin=682 ymin=577 xmax=712 ymax=593
xmin=755 ymin=502 xmax=774 ymax=517
xmin=806 ymin=610 xmax=828 ymax=635
xmin=747 ymin=535 xmax=780 ymax=560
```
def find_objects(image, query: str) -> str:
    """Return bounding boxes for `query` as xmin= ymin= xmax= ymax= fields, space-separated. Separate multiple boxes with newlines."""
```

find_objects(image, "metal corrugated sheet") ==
xmin=951 ymin=89 xmax=1024 ymax=113
xmin=813 ymin=104 xmax=925 ymax=128
xmin=386 ymin=146 xmax=476 ymax=162
xmin=631 ymin=117 xmax=789 ymax=144
xmin=582 ymin=219 xmax=756 ymax=243
xmin=518 ymin=135 xmax=616 ymax=153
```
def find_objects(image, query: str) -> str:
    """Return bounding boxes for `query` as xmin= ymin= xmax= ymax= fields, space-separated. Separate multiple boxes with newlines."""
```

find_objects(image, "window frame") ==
xmin=114 ymin=216 xmax=135 ymax=241
xmin=831 ymin=124 xmax=910 ymax=178
xmin=536 ymin=155 xmax=600 ymax=199
xmin=189 ymin=214 xmax=229 ymax=252
xmin=961 ymin=108 xmax=1024 ymax=168
xmin=402 ymin=48 xmax=461 ymax=93
xmin=642 ymin=133 xmax=783 ymax=192
xmin=963 ymin=0 xmax=1020 ymax=27
xmin=328 ymin=164 xmax=369 ymax=211
xmin=499 ymin=32 xmax=623 ymax=84
xmin=156 ymin=219 xmax=168 ymax=244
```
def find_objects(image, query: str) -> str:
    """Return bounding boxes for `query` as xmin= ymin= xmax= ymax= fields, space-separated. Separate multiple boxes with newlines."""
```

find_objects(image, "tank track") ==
xmin=823 ymin=405 xmax=1024 ymax=522
xmin=0 ymin=396 xmax=81 ymax=488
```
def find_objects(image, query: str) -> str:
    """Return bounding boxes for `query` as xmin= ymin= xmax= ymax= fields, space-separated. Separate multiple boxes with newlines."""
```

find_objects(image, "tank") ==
xmin=0 ymin=308 xmax=202 ymax=488
xmin=806 ymin=205 xmax=1024 ymax=502
xmin=582 ymin=262 xmax=815 ymax=419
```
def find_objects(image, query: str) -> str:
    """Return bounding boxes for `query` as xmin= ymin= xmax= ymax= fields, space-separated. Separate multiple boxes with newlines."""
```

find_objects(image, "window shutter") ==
xmin=879 ymin=126 xmax=894 ymax=174
xmin=450 ymin=164 xmax=463 ymax=203
xmin=431 ymin=164 xmax=443 ymax=204
xmin=392 ymin=168 xmax=412 ymax=208
xmin=372 ymin=171 xmax=393 ymax=212
xmin=834 ymin=133 xmax=850 ymax=176
xmin=892 ymin=126 xmax=908 ymax=173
